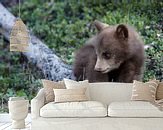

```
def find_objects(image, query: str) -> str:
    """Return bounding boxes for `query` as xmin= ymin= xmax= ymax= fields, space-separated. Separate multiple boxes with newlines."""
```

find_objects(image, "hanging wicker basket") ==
xmin=10 ymin=18 xmax=30 ymax=52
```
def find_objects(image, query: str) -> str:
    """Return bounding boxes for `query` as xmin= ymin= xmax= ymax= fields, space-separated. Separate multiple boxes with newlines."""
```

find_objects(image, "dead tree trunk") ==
xmin=0 ymin=3 xmax=75 ymax=81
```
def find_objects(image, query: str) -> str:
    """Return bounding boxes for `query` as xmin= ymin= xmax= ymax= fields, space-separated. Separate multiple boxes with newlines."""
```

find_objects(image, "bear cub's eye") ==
xmin=102 ymin=52 xmax=111 ymax=59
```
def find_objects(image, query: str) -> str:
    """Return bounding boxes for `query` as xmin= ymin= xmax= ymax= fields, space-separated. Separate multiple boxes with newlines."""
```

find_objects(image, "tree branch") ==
xmin=0 ymin=3 xmax=75 ymax=81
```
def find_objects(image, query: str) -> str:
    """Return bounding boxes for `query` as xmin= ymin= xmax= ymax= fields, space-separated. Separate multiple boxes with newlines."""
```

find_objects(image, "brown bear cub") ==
xmin=73 ymin=20 xmax=145 ymax=83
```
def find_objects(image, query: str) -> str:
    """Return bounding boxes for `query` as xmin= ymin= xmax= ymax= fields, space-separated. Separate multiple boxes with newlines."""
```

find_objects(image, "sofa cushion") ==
xmin=40 ymin=101 xmax=107 ymax=117
xmin=53 ymin=88 xmax=88 ymax=103
xmin=108 ymin=101 xmax=163 ymax=117
xmin=42 ymin=79 xmax=66 ymax=103
xmin=156 ymin=82 xmax=163 ymax=100
xmin=131 ymin=80 xmax=159 ymax=102
xmin=64 ymin=79 xmax=91 ymax=100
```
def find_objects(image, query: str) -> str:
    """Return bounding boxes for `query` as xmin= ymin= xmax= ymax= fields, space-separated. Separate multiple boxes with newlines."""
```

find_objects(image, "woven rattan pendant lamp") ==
xmin=10 ymin=0 xmax=30 ymax=52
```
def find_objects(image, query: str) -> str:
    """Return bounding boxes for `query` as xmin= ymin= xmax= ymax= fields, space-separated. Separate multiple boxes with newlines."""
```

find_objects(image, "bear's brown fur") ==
xmin=73 ymin=20 xmax=145 ymax=83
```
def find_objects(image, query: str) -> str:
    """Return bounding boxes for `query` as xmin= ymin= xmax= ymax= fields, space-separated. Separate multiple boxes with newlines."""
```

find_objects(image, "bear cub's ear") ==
xmin=94 ymin=20 xmax=109 ymax=32
xmin=115 ymin=24 xmax=128 ymax=39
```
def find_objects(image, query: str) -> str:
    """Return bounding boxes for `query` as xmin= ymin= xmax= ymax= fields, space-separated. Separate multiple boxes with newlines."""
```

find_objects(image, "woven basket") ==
xmin=10 ymin=18 xmax=30 ymax=52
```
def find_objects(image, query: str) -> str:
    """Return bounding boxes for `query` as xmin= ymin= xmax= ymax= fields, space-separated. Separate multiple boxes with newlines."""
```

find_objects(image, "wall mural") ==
xmin=0 ymin=0 xmax=162 ymax=113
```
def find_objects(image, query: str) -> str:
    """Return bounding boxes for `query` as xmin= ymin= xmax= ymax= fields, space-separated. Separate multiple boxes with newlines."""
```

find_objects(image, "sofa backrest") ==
xmin=89 ymin=82 xmax=133 ymax=105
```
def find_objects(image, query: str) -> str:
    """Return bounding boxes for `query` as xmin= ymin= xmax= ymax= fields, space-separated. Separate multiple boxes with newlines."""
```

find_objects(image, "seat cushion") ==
xmin=108 ymin=101 xmax=163 ymax=117
xmin=40 ymin=101 xmax=107 ymax=117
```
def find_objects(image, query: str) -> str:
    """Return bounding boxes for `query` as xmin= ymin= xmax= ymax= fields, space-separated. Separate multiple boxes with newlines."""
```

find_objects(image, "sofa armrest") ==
xmin=31 ymin=88 xmax=45 ymax=119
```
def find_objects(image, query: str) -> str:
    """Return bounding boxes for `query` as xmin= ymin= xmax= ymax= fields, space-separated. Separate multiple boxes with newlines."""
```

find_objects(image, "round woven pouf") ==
xmin=8 ymin=97 xmax=29 ymax=129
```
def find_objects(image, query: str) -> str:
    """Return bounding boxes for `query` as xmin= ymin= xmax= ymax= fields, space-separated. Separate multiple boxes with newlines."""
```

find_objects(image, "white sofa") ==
xmin=31 ymin=82 xmax=163 ymax=130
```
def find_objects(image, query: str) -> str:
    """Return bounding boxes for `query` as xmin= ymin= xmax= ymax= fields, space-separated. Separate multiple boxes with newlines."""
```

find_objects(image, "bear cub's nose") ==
xmin=94 ymin=67 xmax=102 ymax=72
